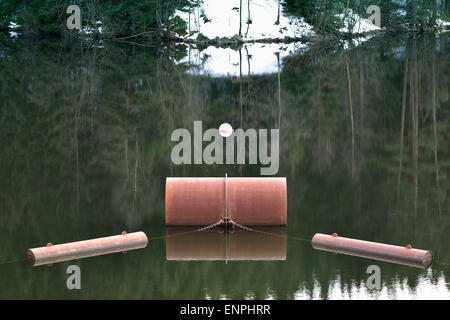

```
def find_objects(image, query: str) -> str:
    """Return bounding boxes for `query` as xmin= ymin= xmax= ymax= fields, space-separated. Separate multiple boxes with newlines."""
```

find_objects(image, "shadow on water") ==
xmin=0 ymin=33 xmax=449 ymax=299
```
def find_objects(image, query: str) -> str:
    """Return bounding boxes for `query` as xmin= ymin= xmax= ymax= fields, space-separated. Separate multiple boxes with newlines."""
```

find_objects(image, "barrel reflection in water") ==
xmin=166 ymin=227 xmax=286 ymax=261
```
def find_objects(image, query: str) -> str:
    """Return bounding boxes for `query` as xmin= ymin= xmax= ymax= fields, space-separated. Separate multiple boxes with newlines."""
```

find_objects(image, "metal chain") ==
xmin=196 ymin=220 xmax=225 ymax=232
xmin=230 ymin=220 xmax=254 ymax=231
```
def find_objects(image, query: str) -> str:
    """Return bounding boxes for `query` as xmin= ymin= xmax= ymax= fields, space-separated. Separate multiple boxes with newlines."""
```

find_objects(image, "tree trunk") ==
xmin=239 ymin=0 xmax=242 ymax=36
xmin=275 ymin=0 xmax=280 ymax=25
xmin=245 ymin=0 xmax=251 ymax=37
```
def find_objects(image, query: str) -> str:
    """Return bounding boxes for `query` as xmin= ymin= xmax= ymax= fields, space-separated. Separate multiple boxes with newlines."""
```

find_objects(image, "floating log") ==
xmin=26 ymin=231 xmax=148 ymax=266
xmin=311 ymin=233 xmax=433 ymax=268
xmin=166 ymin=227 xmax=286 ymax=261
xmin=165 ymin=177 xmax=287 ymax=226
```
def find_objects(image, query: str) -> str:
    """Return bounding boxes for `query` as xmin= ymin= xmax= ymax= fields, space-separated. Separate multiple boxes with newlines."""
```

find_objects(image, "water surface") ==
xmin=0 ymin=34 xmax=449 ymax=299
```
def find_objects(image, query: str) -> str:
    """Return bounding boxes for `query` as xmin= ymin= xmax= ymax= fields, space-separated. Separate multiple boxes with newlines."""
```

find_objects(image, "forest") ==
xmin=0 ymin=0 xmax=449 ymax=37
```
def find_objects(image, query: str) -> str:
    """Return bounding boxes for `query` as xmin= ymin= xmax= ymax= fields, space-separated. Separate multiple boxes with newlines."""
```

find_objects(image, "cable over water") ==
xmin=0 ymin=257 xmax=26 ymax=266
xmin=147 ymin=227 xmax=202 ymax=241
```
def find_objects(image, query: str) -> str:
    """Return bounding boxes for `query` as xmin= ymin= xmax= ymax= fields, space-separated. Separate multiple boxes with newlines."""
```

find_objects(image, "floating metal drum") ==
xmin=311 ymin=233 xmax=433 ymax=268
xmin=165 ymin=177 xmax=287 ymax=226
xmin=26 ymin=231 xmax=148 ymax=266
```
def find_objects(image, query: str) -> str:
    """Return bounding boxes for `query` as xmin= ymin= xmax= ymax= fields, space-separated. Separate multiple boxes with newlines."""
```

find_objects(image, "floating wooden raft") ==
xmin=165 ymin=177 xmax=287 ymax=226
xmin=26 ymin=231 xmax=148 ymax=266
xmin=311 ymin=233 xmax=433 ymax=268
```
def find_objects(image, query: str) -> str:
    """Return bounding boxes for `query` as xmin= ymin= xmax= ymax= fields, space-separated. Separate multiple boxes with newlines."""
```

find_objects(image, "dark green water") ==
xmin=0 ymin=33 xmax=449 ymax=299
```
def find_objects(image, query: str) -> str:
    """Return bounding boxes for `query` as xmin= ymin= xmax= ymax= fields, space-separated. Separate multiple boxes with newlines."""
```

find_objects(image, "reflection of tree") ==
xmin=245 ymin=0 xmax=251 ymax=37
xmin=276 ymin=52 xmax=282 ymax=129
xmin=239 ymin=0 xmax=243 ymax=36
xmin=397 ymin=57 xmax=408 ymax=207
xmin=281 ymin=35 xmax=450 ymax=294
xmin=275 ymin=0 xmax=281 ymax=25
xmin=410 ymin=40 xmax=419 ymax=219
xmin=431 ymin=38 xmax=441 ymax=216
xmin=345 ymin=56 xmax=356 ymax=179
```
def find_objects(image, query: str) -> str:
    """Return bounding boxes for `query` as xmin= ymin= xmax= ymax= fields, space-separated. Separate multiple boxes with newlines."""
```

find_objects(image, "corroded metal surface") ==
xmin=166 ymin=227 xmax=286 ymax=261
xmin=227 ymin=178 xmax=287 ymax=225
xmin=165 ymin=177 xmax=287 ymax=226
xmin=311 ymin=233 xmax=433 ymax=268
xmin=26 ymin=231 xmax=148 ymax=266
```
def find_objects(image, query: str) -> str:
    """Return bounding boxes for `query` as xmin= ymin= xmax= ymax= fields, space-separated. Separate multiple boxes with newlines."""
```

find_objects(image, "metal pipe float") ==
xmin=166 ymin=227 xmax=286 ymax=261
xmin=165 ymin=177 xmax=287 ymax=226
xmin=26 ymin=231 xmax=148 ymax=266
xmin=311 ymin=233 xmax=433 ymax=268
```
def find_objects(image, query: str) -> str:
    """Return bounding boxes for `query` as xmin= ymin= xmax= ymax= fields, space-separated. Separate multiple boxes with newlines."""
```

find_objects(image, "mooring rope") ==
xmin=147 ymin=227 xmax=203 ymax=241
xmin=435 ymin=260 xmax=450 ymax=268
xmin=247 ymin=227 xmax=311 ymax=243
xmin=231 ymin=220 xmax=309 ymax=242
xmin=0 ymin=257 xmax=26 ymax=266
xmin=229 ymin=220 xmax=311 ymax=243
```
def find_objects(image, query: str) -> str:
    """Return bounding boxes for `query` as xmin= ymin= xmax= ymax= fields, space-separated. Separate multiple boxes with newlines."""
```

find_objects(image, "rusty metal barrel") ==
xmin=26 ymin=231 xmax=148 ymax=266
xmin=165 ymin=177 xmax=287 ymax=226
xmin=311 ymin=233 xmax=433 ymax=268
xmin=166 ymin=227 xmax=286 ymax=261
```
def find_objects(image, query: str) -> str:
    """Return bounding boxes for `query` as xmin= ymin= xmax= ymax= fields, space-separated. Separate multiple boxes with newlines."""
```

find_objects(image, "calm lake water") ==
xmin=0 ymin=33 xmax=449 ymax=299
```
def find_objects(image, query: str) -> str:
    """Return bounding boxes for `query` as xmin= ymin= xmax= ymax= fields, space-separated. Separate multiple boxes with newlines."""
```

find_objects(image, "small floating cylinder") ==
xmin=26 ymin=231 xmax=148 ymax=266
xmin=311 ymin=233 xmax=433 ymax=268
xmin=165 ymin=177 xmax=287 ymax=226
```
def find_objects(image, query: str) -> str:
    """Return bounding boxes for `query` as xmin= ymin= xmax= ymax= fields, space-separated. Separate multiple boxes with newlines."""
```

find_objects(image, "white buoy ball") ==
xmin=219 ymin=123 xmax=233 ymax=138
